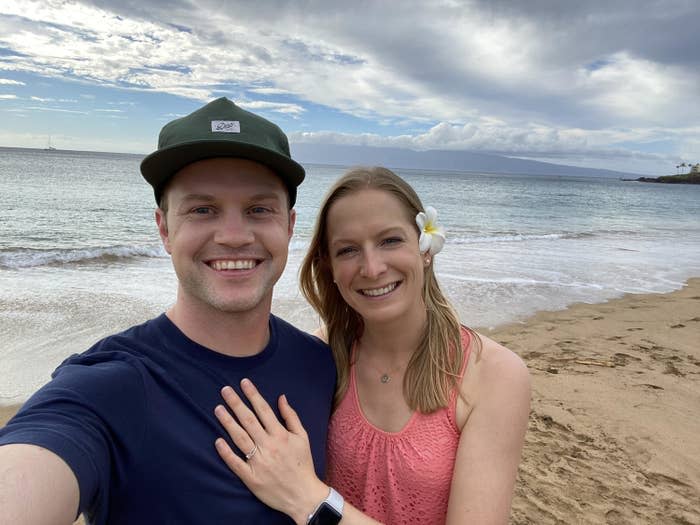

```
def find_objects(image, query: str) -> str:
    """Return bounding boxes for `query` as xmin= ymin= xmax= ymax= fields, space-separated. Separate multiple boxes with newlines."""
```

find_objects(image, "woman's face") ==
xmin=325 ymin=188 xmax=428 ymax=328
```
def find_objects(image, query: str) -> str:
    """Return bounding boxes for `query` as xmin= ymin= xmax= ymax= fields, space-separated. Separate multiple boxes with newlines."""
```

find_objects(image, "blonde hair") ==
xmin=300 ymin=166 xmax=478 ymax=412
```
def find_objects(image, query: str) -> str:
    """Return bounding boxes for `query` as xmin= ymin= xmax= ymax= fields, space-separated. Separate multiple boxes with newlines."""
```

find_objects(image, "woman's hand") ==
xmin=214 ymin=378 xmax=329 ymax=525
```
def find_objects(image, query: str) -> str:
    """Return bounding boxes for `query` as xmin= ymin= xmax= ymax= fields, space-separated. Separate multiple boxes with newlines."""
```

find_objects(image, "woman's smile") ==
xmin=358 ymin=280 xmax=402 ymax=297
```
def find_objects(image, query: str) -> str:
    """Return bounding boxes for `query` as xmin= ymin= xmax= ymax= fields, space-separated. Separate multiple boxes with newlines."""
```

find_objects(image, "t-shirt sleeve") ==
xmin=0 ymin=356 xmax=147 ymax=517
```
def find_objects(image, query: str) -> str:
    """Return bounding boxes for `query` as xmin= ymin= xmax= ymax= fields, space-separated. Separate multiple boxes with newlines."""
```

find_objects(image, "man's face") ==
xmin=156 ymin=158 xmax=295 ymax=316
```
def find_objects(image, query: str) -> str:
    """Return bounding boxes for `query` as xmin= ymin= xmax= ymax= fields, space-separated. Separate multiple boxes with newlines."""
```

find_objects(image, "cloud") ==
xmin=0 ymin=0 xmax=697 ymax=169
xmin=0 ymin=78 xmax=24 ymax=85
xmin=290 ymin=119 xmax=696 ymax=174
xmin=240 ymin=100 xmax=305 ymax=115
xmin=248 ymin=87 xmax=295 ymax=95
xmin=576 ymin=51 xmax=697 ymax=125
xmin=2 ymin=1 xmax=697 ymax=127
xmin=24 ymin=106 xmax=88 ymax=114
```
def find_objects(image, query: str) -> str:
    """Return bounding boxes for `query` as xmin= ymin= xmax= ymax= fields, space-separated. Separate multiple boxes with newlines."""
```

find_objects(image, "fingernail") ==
xmin=241 ymin=378 xmax=250 ymax=387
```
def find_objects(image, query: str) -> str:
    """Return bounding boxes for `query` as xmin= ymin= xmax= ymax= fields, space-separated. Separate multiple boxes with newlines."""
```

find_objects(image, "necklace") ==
xmin=359 ymin=350 xmax=406 ymax=384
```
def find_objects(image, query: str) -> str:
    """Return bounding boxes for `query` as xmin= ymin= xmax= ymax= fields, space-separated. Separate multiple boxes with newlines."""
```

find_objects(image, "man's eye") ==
xmin=249 ymin=206 xmax=272 ymax=214
xmin=192 ymin=206 xmax=212 ymax=214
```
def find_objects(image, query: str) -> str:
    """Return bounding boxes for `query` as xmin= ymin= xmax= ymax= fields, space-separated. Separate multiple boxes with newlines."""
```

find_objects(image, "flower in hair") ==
xmin=416 ymin=206 xmax=445 ymax=255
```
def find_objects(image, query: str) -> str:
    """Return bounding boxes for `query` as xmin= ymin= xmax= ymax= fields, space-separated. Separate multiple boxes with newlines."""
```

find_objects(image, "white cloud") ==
xmin=24 ymin=106 xmax=88 ymax=114
xmin=240 ymin=100 xmax=305 ymax=115
xmin=576 ymin=52 xmax=696 ymax=125
xmin=290 ymin=120 xmax=695 ymax=171
xmin=0 ymin=0 xmax=697 ymax=168
xmin=1 ymin=1 xmax=697 ymax=128
xmin=0 ymin=78 xmax=24 ymax=85
xmin=0 ymin=94 xmax=18 ymax=99
xmin=248 ymin=87 xmax=295 ymax=95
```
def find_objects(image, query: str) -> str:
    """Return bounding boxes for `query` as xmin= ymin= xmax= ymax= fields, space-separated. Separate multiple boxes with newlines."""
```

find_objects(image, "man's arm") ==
xmin=0 ymin=443 xmax=80 ymax=525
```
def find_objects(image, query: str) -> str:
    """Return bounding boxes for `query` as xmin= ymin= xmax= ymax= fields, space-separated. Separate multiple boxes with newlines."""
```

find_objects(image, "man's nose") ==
xmin=213 ymin=212 xmax=255 ymax=247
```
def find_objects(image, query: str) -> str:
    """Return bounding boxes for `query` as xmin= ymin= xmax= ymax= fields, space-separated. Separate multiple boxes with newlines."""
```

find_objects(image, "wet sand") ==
xmin=3 ymin=279 xmax=699 ymax=524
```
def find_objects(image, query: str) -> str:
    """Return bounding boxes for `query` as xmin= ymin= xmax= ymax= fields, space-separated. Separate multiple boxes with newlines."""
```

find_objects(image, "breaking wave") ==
xmin=0 ymin=245 xmax=167 ymax=269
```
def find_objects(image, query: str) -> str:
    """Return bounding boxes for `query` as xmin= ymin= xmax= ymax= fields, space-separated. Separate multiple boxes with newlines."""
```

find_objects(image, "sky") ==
xmin=0 ymin=0 xmax=698 ymax=175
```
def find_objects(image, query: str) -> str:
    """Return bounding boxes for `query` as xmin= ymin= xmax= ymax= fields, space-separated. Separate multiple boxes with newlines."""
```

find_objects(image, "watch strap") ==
xmin=306 ymin=487 xmax=344 ymax=525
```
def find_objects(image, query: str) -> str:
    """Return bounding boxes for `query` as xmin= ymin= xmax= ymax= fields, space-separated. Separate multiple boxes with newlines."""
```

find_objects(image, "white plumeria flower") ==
xmin=415 ymin=206 xmax=446 ymax=255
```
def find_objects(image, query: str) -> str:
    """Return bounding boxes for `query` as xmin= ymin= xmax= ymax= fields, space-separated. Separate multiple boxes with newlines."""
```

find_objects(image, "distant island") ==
xmin=622 ymin=162 xmax=700 ymax=184
xmin=630 ymin=173 xmax=700 ymax=185
xmin=291 ymin=143 xmax=635 ymax=179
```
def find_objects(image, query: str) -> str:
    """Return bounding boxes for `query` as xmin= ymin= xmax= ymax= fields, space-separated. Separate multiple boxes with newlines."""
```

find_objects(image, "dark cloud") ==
xmin=473 ymin=0 xmax=700 ymax=66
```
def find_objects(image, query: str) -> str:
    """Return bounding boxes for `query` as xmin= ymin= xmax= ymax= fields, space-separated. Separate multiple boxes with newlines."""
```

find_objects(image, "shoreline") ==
xmin=3 ymin=280 xmax=699 ymax=522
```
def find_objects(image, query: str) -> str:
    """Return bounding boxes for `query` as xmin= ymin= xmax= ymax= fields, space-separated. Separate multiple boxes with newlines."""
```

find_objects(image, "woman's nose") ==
xmin=360 ymin=249 xmax=387 ymax=278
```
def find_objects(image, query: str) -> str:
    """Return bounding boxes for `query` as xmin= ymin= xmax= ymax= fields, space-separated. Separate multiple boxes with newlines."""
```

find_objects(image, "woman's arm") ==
xmin=214 ymin=379 xmax=381 ymax=525
xmin=445 ymin=336 xmax=531 ymax=524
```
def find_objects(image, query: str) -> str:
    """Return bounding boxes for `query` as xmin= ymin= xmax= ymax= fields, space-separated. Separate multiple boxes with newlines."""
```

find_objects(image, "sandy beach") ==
xmin=2 ymin=280 xmax=699 ymax=524
xmin=495 ymin=278 xmax=700 ymax=524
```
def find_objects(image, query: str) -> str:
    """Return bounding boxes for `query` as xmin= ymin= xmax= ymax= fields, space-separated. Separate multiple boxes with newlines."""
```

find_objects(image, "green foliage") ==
xmin=657 ymin=173 xmax=700 ymax=183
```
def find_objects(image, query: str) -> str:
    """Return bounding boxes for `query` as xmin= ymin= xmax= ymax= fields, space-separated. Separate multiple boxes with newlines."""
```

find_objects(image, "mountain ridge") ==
xmin=291 ymin=143 xmax=637 ymax=178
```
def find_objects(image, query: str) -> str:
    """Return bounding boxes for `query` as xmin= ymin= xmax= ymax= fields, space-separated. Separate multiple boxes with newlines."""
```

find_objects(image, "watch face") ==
xmin=308 ymin=502 xmax=342 ymax=525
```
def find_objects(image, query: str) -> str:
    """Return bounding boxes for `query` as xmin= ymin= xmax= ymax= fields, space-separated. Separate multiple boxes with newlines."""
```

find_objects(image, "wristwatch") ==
xmin=306 ymin=487 xmax=344 ymax=525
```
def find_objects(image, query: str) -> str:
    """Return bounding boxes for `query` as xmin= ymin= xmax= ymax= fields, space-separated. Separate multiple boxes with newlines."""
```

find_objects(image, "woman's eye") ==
xmin=382 ymin=237 xmax=403 ymax=246
xmin=336 ymin=246 xmax=356 ymax=257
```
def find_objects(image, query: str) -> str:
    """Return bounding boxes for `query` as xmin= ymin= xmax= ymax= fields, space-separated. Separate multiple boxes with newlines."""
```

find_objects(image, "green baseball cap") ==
xmin=140 ymin=97 xmax=305 ymax=206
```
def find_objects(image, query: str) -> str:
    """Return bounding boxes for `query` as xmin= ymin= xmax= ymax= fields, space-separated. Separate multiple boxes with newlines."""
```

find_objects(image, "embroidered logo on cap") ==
xmin=211 ymin=120 xmax=240 ymax=133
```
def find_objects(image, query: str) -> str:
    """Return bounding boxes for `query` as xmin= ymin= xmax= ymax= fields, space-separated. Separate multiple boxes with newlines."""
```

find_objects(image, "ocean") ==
xmin=2 ymin=146 xmax=699 ymax=404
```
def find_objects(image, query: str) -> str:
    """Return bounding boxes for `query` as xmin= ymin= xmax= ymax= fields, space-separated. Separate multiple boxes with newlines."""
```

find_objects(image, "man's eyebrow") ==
xmin=179 ymin=193 xmax=216 ymax=203
xmin=248 ymin=191 xmax=285 ymax=202
xmin=177 ymin=192 xmax=285 ymax=204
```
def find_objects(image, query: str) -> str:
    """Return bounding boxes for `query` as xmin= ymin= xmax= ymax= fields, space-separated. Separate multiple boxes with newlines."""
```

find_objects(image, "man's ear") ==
xmin=155 ymin=208 xmax=172 ymax=254
xmin=287 ymin=209 xmax=296 ymax=240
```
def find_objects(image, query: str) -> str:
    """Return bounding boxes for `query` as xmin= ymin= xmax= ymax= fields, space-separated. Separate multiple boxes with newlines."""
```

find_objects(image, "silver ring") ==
xmin=245 ymin=443 xmax=258 ymax=461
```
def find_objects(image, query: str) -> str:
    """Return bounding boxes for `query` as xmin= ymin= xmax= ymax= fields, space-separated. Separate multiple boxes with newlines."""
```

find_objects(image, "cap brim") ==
xmin=140 ymin=139 xmax=305 ymax=201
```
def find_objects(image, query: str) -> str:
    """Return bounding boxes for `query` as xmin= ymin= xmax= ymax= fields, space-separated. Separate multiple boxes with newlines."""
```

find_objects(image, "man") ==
xmin=0 ymin=98 xmax=337 ymax=524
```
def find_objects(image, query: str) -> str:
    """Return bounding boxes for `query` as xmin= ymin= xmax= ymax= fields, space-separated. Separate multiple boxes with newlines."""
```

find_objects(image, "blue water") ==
xmin=2 ymin=147 xmax=700 ymax=403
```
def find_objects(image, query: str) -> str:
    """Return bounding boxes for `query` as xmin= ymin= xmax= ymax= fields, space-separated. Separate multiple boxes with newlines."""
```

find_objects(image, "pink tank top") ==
xmin=326 ymin=327 xmax=471 ymax=525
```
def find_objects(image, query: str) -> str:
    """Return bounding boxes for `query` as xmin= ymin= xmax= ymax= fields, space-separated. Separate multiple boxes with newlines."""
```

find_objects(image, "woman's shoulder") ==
xmin=477 ymin=332 xmax=527 ymax=372
xmin=455 ymin=331 xmax=531 ymax=430
xmin=462 ymin=331 xmax=530 ymax=402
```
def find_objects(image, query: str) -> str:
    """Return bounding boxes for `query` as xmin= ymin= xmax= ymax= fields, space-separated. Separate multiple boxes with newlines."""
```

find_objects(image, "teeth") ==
xmin=210 ymin=260 xmax=256 ymax=271
xmin=361 ymin=282 xmax=398 ymax=297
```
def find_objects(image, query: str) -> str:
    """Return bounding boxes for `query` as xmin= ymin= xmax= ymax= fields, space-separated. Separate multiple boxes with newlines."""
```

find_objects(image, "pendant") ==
xmin=380 ymin=374 xmax=391 ymax=384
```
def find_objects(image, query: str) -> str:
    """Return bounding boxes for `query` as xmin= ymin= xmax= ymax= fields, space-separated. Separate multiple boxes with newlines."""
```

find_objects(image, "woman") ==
xmin=213 ymin=167 xmax=531 ymax=524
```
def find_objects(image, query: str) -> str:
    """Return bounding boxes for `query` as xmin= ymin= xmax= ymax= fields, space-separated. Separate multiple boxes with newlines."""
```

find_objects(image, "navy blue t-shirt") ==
xmin=0 ymin=314 xmax=336 ymax=524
